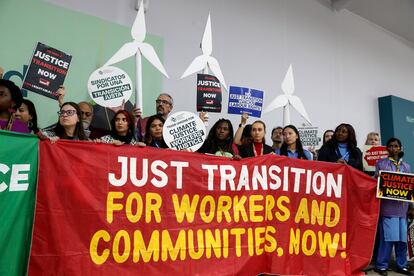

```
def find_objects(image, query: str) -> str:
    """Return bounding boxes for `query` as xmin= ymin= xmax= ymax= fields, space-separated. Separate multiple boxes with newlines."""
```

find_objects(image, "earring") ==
xmin=27 ymin=120 xmax=33 ymax=128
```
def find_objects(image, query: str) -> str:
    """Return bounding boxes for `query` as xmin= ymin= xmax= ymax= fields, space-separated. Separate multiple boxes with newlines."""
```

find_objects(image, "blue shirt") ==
xmin=275 ymin=148 xmax=312 ymax=160
xmin=337 ymin=143 xmax=349 ymax=161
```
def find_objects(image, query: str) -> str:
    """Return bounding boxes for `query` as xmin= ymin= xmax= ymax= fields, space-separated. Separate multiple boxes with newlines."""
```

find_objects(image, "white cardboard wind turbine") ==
xmin=103 ymin=1 xmax=168 ymax=112
xmin=181 ymin=13 xmax=227 ymax=91
xmin=264 ymin=64 xmax=311 ymax=126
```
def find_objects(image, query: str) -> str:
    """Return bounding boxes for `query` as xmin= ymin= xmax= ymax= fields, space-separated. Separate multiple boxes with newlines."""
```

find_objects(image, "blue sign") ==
xmin=227 ymin=86 xmax=264 ymax=118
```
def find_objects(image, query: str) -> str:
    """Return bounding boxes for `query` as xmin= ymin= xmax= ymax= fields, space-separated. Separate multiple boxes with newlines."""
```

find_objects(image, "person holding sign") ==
xmin=0 ymin=79 xmax=29 ymax=133
xmin=366 ymin=132 xmax=381 ymax=146
xmin=143 ymin=115 xmax=168 ymax=148
xmin=238 ymin=120 xmax=273 ymax=158
xmin=198 ymin=118 xmax=240 ymax=158
xmin=41 ymin=102 xmax=87 ymax=142
xmin=318 ymin=123 xmax=362 ymax=171
xmin=97 ymin=110 xmax=141 ymax=146
xmin=374 ymin=138 xmax=413 ymax=276
xmin=233 ymin=112 xmax=251 ymax=146
xmin=276 ymin=125 xmax=312 ymax=160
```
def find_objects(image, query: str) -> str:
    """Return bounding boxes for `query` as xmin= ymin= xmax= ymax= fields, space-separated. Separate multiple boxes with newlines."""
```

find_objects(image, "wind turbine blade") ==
xmin=104 ymin=42 xmax=139 ymax=67
xmin=201 ymin=13 xmax=212 ymax=56
xmin=208 ymin=56 xmax=227 ymax=90
xmin=181 ymin=55 xmax=208 ymax=79
xmin=289 ymin=96 xmax=311 ymax=124
xmin=283 ymin=105 xmax=291 ymax=126
xmin=131 ymin=0 xmax=146 ymax=42
xmin=281 ymin=64 xmax=294 ymax=95
xmin=264 ymin=95 xmax=288 ymax=113
xmin=139 ymin=43 xmax=169 ymax=78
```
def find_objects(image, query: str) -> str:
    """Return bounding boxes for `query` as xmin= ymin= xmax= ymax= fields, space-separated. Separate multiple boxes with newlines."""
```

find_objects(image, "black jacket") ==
xmin=238 ymin=143 xmax=274 ymax=158
xmin=317 ymin=141 xmax=363 ymax=171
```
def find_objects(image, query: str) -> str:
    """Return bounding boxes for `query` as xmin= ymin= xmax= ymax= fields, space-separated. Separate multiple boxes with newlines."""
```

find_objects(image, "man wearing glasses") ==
xmin=78 ymin=101 xmax=108 ymax=140
xmin=134 ymin=93 xmax=174 ymax=141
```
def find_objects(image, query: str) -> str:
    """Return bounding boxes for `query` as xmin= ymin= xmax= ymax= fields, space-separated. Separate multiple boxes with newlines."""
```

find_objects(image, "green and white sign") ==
xmin=0 ymin=130 xmax=38 ymax=276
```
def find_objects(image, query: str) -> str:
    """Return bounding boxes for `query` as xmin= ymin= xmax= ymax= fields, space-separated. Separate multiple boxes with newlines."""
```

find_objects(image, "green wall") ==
xmin=0 ymin=0 xmax=163 ymax=127
xmin=378 ymin=95 xmax=414 ymax=166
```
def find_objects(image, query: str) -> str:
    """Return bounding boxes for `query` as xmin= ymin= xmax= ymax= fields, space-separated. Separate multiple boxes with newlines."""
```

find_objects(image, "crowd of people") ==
xmin=1 ymin=77 xmax=413 ymax=275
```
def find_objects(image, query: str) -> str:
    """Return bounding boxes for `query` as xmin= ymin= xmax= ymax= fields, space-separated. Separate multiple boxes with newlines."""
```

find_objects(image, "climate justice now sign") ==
xmin=26 ymin=140 xmax=379 ymax=275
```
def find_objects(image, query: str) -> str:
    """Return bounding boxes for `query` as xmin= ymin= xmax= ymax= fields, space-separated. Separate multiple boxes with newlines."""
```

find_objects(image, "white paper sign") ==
xmin=298 ymin=126 xmax=319 ymax=147
xmin=163 ymin=111 xmax=207 ymax=151
xmin=87 ymin=66 xmax=133 ymax=107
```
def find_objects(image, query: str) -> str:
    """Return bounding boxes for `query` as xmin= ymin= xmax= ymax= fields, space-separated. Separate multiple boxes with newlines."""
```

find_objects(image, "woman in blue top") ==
xmin=317 ymin=123 xmax=363 ymax=170
xmin=276 ymin=125 xmax=312 ymax=160
xmin=374 ymin=138 xmax=413 ymax=275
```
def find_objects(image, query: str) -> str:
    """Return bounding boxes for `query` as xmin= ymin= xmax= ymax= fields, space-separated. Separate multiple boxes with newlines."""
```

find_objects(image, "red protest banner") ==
xmin=29 ymin=141 xmax=379 ymax=275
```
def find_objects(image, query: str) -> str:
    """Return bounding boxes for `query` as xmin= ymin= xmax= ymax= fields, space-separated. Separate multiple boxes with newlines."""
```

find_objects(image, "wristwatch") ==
xmin=239 ymin=124 xmax=245 ymax=128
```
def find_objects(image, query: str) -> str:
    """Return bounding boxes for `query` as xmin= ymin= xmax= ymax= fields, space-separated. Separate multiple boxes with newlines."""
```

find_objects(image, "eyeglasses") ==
xmin=57 ymin=110 xmax=77 ymax=117
xmin=81 ymin=111 xmax=92 ymax=117
xmin=155 ymin=99 xmax=171 ymax=105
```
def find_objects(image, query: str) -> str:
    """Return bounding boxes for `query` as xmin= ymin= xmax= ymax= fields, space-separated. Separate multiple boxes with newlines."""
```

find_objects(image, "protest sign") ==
xmin=228 ymin=86 xmax=264 ymax=118
xmin=363 ymin=145 xmax=388 ymax=172
xmin=88 ymin=66 xmax=133 ymax=108
xmin=298 ymin=126 xmax=319 ymax=147
xmin=22 ymin=42 xmax=72 ymax=100
xmin=163 ymin=111 xmax=206 ymax=151
xmin=0 ymin=131 xmax=38 ymax=276
xmin=196 ymin=74 xmax=222 ymax=112
xmin=29 ymin=140 xmax=379 ymax=275
xmin=377 ymin=170 xmax=414 ymax=202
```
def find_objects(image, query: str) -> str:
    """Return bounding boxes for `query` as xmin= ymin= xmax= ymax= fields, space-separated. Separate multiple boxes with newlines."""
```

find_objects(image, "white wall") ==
xmin=45 ymin=0 xmax=414 ymax=146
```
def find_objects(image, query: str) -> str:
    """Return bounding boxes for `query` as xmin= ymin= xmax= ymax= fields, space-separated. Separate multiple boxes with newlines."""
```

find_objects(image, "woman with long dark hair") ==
xmin=374 ymin=138 xmax=413 ymax=275
xmin=14 ymin=99 xmax=39 ymax=134
xmin=198 ymin=118 xmax=239 ymax=158
xmin=144 ymin=115 xmax=168 ymax=148
xmin=277 ymin=125 xmax=312 ymax=160
xmin=42 ymin=102 xmax=86 ymax=141
xmin=322 ymin=129 xmax=334 ymax=145
xmin=98 ymin=110 xmax=138 ymax=146
xmin=318 ymin=123 xmax=362 ymax=170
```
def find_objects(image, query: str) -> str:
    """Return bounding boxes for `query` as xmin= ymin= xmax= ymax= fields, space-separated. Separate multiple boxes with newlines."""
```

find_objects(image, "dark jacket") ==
xmin=238 ymin=143 xmax=274 ymax=158
xmin=317 ymin=141 xmax=363 ymax=171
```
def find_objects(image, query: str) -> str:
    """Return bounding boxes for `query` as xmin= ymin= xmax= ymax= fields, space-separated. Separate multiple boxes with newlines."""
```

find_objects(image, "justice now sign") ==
xmin=29 ymin=140 xmax=379 ymax=275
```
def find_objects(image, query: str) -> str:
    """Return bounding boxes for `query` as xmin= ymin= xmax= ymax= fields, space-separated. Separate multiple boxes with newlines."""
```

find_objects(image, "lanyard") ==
xmin=253 ymin=143 xmax=263 ymax=157
xmin=389 ymin=157 xmax=402 ymax=172
xmin=335 ymin=146 xmax=349 ymax=161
